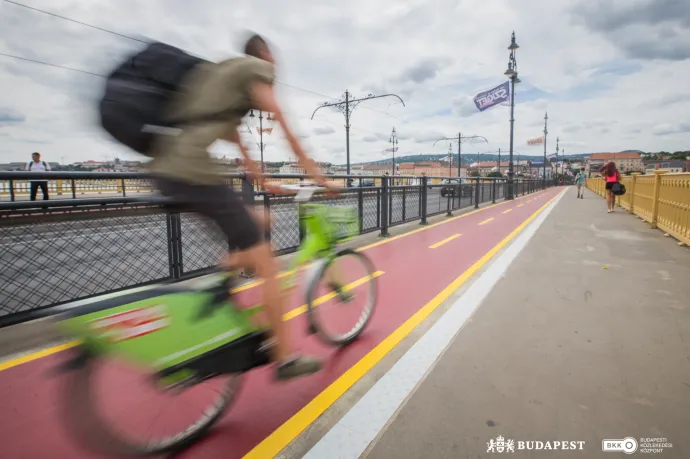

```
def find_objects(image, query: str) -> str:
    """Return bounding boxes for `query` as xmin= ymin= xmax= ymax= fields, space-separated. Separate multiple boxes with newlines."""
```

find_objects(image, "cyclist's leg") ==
xmin=156 ymin=176 xmax=321 ymax=379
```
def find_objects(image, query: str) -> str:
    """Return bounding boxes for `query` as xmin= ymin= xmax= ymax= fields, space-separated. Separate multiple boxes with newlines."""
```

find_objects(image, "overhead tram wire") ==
xmin=3 ymin=0 xmax=413 ymax=139
xmin=4 ymin=0 xmax=147 ymax=43
xmin=3 ymin=0 xmax=339 ymax=101
xmin=0 ymin=51 xmax=386 ymax=140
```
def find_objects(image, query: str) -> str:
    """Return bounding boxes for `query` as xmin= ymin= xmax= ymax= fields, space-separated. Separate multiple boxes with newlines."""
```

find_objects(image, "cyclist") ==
xmin=149 ymin=33 xmax=339 ymax=380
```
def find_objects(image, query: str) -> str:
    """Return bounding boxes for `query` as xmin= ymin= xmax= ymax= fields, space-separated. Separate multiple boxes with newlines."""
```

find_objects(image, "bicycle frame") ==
xmin=282 ymin=202 xmax=349 ymax=290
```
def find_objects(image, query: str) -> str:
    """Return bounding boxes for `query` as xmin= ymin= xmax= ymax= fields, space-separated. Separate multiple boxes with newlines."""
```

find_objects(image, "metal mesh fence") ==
xmin=266 ymin=195 xmax=300 ymax=253
xmin=0 ymin=174 xmax=549 ymax=323
xmin=389 ymin=186 xmax=421 ymax=226
xmin=361 ymin=189 xmax=380 ymax=233
xmin=180 ymin=213 xmax=228 ymax=275
xmin=0 ymin=209 xmax=171 ymax=318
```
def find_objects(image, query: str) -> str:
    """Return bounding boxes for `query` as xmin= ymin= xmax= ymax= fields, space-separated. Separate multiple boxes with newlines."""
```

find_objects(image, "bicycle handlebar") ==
xmin=275 ymin=182 xmax=325 ymax=202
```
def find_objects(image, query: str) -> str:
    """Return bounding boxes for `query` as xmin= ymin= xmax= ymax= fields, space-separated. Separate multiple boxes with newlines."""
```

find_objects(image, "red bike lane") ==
xmin=0 ymin=188 xmax=561 ymax=459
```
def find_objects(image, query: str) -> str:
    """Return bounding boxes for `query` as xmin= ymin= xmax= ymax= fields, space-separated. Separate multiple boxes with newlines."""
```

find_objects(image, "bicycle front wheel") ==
xmin=60 ymin=347 xmax=241 ymax=457
xmin=305 ymin=248 xmax=378 ymax=346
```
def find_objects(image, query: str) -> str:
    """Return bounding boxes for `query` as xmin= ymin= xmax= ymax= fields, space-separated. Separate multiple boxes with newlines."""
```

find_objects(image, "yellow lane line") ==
xmin=502 ymin=209 xmax=513 ymax=214
xmin=0 ymin=341 xmax=80 ymax=372
xmin=428 ymin=234 xmax=462 ymax=249
xmin=517 ymin=204 xmax=524 ymax=208
xmin=282 ymin=271 xmax=385 ymax=321
xmin=242 ymin=189 xmax=566 ymax=459
xmin=478 ymin=217 xmax=495 ymax=226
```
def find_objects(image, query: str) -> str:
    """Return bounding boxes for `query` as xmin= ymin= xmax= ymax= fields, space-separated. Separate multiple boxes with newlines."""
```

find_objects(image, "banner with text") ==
xmin=527 ymin=136 xmax=544 ymax=146
xmin=473 ymin=81 xmax=510 ymax=112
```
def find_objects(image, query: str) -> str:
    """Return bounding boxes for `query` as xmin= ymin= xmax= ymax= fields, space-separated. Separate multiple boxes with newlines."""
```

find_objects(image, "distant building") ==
xmin=643 ymin=160 xmax=688 ymax=174
xmin=469 ymin=161 xmax=531 ymax=177
xmin=279 ymin=163 xmax=306 ymax=175
xmin=586 ymin=152 xmax=643 ymax=175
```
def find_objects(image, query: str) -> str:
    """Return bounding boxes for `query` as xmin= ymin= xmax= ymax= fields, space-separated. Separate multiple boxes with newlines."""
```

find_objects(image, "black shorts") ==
xmin=155 ymin=176 xmax=261 ymax=251
xmin=605 ymin=182 xmax=617 ymax=190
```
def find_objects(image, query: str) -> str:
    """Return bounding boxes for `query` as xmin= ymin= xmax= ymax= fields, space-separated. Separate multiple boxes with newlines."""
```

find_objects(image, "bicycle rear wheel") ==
xmin=305 ymin=248 xmax=378 ymax=346
xmin=60 ymin=347 xmax=241 ymax=457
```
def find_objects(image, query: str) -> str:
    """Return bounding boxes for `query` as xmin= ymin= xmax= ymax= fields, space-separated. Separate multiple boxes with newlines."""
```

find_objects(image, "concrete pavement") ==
xmin=356 ymin=186 xmax=690 ymax=458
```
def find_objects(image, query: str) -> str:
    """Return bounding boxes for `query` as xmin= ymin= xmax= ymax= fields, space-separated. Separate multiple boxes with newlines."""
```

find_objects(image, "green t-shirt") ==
xmin=575 ymin=173 xmax=586 ymax=184
xmin=149 ymin=56 xmax=275 ymax=185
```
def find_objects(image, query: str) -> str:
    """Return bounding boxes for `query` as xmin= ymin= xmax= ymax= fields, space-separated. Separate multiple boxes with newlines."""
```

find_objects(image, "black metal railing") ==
xmin=0 ymin=171 xmax=550 ymax=326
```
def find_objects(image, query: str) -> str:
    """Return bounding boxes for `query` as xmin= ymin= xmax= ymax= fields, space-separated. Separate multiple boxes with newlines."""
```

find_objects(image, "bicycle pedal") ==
xmin=258 ymin=337 xmax=277 ymax=354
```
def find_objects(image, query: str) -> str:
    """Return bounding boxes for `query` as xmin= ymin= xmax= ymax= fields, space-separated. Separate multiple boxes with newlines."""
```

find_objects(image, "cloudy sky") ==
xmin=1 ymin=0 xmax=689 ymax=166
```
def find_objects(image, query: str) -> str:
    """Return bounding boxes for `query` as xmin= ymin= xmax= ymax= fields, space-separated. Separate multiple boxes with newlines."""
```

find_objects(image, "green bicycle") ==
xmin=55 ymin=183 xmax=378 ymax=456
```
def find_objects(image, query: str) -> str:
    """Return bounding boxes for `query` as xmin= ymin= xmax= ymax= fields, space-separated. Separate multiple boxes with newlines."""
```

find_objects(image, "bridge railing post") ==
xmin=380 ymin=175 xmax=389 ymax=237
xmin=628 ymin=173 xmax=640 ymax=214
xmin=240 ymin=174 xmax=256 ymax=278
xmin=650 ymin=170 xmax=668 ymax=229
xmin=357 ymin=179 xmax=364 ymax=234
xmin=474 ymin=177 xmax=480 ymax=209
xmin=492 ymin=179 xmax=497 ymax=204
xmin=420 ymin=176 xmax=428 ymax=225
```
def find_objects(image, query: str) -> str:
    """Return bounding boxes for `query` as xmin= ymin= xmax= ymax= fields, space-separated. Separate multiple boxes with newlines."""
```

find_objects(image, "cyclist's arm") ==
xmin=228 ymin=128 xmax=264 ymax=184
xmin=251 ymin=82 xmax=327 ymax=185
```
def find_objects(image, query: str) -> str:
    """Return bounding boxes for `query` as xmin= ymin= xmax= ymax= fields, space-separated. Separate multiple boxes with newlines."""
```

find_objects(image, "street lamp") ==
xmin=504 ymin=31 xmax=520 ymax=200
xmin=543 ymin=112 xmax=548 ymax=188
xmin=433 ymin=134 xmax=488 ymax=177
xmin=249 ymin=109 xmax=272 ymax=173
xmin=389 ymin=127 xmax=398 ymax=177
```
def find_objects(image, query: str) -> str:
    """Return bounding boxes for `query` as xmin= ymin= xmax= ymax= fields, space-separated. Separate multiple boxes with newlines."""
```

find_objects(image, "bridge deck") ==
xmin=0 ymin=187 xmax=582 ymax=458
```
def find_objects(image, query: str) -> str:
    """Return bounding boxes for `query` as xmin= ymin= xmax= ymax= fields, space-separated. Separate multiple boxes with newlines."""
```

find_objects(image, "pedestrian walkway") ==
xmin=303 ymin=186 xmax=690 ymax=459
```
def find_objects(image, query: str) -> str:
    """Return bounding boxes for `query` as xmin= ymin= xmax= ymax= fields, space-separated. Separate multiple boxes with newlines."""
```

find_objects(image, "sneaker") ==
xmin=275 ymin=355 xmax=322 ymax=381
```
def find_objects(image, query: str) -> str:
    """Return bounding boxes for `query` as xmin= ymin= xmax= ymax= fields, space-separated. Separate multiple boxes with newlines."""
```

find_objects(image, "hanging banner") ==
xmin=473 ymin=81 xmax=510 ymax=112
xmin=526 ymin=136 xmax=544 ymax=146
xmin=256 ymin=127 xmax=273 ymax=135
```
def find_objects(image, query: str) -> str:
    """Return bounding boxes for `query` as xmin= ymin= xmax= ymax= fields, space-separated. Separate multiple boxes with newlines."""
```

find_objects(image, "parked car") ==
xmin=440 ymin=178 xmax=473 ymax=197
xmin=350 ymin=178 xmax=376 ymax=187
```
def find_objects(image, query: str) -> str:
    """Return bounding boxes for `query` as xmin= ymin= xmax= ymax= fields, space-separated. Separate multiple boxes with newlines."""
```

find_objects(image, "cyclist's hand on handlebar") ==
xmin=318 ymin=180 xmax=341 ymax=196
xmin=264 ymin=181 xmax=288 ymax=195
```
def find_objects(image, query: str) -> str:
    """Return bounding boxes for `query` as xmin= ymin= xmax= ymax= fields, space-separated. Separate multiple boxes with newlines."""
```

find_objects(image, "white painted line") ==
xmin=302 ymin=189 xmax=566 ymax=459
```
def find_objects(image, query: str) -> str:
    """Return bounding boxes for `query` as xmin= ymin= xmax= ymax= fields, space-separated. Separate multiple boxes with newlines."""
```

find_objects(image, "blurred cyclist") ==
xmin=149 ymin=34 xmax=338 ymax=380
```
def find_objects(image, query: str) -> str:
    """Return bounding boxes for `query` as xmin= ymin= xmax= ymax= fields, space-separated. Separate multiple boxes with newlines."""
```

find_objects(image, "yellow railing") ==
xmin=586 ymin=171 xmax=690 ymax=246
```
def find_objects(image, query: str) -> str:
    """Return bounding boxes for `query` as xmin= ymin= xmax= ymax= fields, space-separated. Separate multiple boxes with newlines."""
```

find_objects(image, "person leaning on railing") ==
xmin=149 ymin=33 xmax=339 ymax=381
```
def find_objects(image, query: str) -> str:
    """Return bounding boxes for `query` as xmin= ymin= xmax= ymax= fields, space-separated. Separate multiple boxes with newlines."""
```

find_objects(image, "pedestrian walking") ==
xmin=575 ymin=167 xmax=586 ymax=198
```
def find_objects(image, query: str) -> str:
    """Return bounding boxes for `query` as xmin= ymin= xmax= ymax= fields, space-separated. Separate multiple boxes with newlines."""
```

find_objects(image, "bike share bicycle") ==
xmin=55 ymin=183 xmax=378 ymax=456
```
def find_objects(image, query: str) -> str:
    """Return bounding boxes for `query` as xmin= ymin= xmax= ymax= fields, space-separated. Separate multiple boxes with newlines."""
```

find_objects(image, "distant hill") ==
xmin=349 ymin=152 xmax=592 ymax=166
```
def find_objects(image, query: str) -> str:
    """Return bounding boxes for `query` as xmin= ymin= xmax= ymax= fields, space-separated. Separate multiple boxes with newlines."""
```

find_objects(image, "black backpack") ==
xmin=99 ymin=42 xmax=207 ymax=156
xmin=612 ymin=182 xmax=626 ymax=196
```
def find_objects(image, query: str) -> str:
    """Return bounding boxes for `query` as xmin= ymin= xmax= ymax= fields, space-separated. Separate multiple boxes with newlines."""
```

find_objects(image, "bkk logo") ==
xmin=89 ymin=305 xmax=170 ymax=342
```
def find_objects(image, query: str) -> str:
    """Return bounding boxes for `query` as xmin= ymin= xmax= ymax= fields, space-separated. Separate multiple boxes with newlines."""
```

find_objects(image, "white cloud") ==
xmin=1 ymin=0 xmax=689 ymax=168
